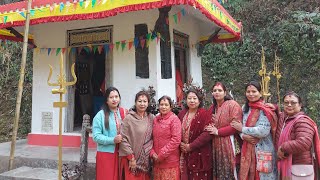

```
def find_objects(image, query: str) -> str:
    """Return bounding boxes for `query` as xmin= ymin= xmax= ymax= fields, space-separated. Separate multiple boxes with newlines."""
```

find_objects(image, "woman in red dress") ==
xmin=205 ymin=82 xmax=242 ymax=180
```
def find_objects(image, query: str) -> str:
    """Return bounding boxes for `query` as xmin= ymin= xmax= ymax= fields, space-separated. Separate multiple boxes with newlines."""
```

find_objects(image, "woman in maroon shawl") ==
xmin=178 ymin=88 xmax=213 ymax=180
xmin=205 ymin=82 xmax=243 ymax=180
xmin=276 ymin=92 xmax=320 ymax=180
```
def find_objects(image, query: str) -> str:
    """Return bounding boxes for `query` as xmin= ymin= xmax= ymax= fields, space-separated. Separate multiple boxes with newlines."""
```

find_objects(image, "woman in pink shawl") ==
xmin=276 ymin=92 xmax=320 ymax=180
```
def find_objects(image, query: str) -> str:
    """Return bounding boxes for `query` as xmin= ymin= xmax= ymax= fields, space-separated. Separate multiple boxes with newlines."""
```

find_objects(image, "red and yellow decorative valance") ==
xmin=0 ymin=29 xmax=33 ymax=42
xmin=0 ymin=0 xmax=241 ymax=43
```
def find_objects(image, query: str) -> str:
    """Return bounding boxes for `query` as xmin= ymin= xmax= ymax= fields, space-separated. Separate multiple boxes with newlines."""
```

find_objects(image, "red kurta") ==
xmin=207 ymin=100 xmax=243 ymax=180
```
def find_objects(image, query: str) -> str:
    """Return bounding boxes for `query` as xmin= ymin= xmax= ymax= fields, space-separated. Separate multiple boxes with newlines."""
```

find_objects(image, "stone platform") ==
xmin=0 ymin=139 xmax=96 ymax=179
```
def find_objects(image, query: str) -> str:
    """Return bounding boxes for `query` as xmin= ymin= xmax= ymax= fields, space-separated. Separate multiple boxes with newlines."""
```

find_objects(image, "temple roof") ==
xmin=0 ymin=0 xmax=241 ymax=43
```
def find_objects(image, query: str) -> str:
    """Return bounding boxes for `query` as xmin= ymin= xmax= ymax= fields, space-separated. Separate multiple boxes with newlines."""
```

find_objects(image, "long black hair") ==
xmin=211 ymin=82 xmax=232 ymax=114
xmin=131 ymin=90 xmax=152 ymax=114
xmin=101 ymin=87 xmax=121 ymax=129
xmin=243 ymin=81 xmax=262 ymax=113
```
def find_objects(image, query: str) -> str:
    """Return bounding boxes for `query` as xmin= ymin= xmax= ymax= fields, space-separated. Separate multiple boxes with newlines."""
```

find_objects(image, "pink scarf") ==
xmin=277 ymin=115 xmax=320 ymax=180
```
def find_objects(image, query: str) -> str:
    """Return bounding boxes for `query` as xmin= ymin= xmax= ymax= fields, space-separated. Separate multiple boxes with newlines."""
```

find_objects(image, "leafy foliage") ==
xmin=202 ymin=0 xmax=320 ymax=125
xmin=0 ymin=42 xmax=33 ymax=143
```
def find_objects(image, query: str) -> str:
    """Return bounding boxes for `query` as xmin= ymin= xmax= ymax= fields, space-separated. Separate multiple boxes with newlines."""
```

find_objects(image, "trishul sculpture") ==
xmin=272 ymin=52 xmax=282 ymax=107
xmin=258 ymin=46 xmax=271 ymax=101
xmin=47 ymin=53 xmax=77 ymax=180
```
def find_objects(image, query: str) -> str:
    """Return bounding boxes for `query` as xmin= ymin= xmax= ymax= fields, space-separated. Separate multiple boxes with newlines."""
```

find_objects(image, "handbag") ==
xmin=291 ymin=165 xmax=314 ymax=180
xmin=291 ymin=142 xmax=315 ymax=180
xmin=256 ymin=151 xmax=273 ymax=173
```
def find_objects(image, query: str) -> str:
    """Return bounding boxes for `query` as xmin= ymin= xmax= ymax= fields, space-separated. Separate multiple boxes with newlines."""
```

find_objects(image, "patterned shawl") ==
xmin=119 ymin=110 xmax=154 ymax=173
xmin=239 ymin=100 xmax=278 ymax=180
xmin=210 ymin=100 xmax=243 ymax=179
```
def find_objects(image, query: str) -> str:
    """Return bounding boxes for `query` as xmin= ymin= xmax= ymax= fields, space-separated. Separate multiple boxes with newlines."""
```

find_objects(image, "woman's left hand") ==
xmin=180 ymin=142 xmax=191 ymax=153
xmin=277 ymin=147 xmax=287 ymax=160
xmin=242 ymin=134 xmax=259 ymax=145
xmin=205 ymin=125 xmax=218 ymax=135
xmin=152 ymin=153 xmax=159 ymax=163
xmin=231 ymin=121 xmax=243 ymax=132
xmin=129 ymin=159 xmax=137 ymax=171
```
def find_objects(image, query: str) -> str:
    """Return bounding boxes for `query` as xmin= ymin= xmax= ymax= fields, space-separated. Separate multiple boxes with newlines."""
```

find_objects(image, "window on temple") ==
xmin=135 ymin=24 xmax=149 ymax=79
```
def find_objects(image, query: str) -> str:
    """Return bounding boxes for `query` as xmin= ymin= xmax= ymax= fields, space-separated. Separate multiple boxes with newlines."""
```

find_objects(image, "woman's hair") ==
xmin=158 ymin=95 xmax=173 ymax=108
xmin=131 ymin=90 xmax=152 ymax=114
xmin=101 ymin=87 xmax=121 ymax=129
xmin=211 ymin=82 xmax=233 ymax=114
xmin=243 ymin=81 xmax=262 ymax=113
xmin=283 ymin=91 xmax=303 ymax=106
xmin=183 ymin=88 xmax=204 ymax=109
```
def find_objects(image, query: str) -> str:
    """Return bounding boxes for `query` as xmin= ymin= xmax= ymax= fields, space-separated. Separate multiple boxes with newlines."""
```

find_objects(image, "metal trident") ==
xmin=47 ymin=52 xmax=77 ymax=180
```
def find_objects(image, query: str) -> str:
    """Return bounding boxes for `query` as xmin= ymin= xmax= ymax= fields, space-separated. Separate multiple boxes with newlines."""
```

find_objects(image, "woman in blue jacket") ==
xmin=92 ymin=86 xmax=127 ymax=180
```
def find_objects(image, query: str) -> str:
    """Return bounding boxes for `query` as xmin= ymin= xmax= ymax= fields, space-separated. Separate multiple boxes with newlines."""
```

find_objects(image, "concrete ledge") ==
xmin=0 ymin=166 xmax=58 ymax=180
xmin=0 ymin=140 xmax=96 ymax=179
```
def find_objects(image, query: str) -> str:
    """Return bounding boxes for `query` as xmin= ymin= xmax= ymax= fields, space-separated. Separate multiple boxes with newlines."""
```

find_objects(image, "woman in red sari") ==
xmin=178 ymin=88 xmax=213 ymax=180
xmin=92 ymin=87 xmax=127 ymax=180
xmin=151 ymin=95 xmax=181 ymax=180
xmin=276 ymin=92 xmax=320 ymax=180
xmin=205 ymin=82 xmax=242 ymax=180
xmin=119 ymin=90 xmax=154 ymax=180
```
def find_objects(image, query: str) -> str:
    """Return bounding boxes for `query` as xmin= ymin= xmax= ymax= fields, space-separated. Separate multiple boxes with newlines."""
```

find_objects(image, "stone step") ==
xmin=0 ymin=140 xmax=96 ymax=179
xmin=0 ymin=166 xmax=59 ymax=180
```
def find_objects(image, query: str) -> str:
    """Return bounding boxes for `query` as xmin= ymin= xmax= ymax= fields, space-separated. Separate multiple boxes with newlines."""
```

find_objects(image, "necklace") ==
xmin=182 ymin=111 xmax=196 ymax=143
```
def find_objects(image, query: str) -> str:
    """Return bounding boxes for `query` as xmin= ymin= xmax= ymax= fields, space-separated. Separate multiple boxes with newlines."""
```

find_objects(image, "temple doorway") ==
xmin=174 ymin=30 xmax=189 ymax=106
xmin=73 ymin=48 xmax=106 ymax=129
xmin=65 ymin=26 xmax=112 ymax=132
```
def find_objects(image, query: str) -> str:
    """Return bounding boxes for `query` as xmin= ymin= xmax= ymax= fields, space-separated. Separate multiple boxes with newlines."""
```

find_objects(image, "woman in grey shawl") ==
xmin=119 ymin=90 xmax=154 ymax=180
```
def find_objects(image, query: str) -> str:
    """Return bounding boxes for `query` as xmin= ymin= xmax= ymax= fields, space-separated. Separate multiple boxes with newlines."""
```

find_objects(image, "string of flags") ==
xmin=0 ymin=6 xmax=202 ymax=56
xmin=0 ymin=1 xmax=222 ymax=55
xmin=32 ymin=31 xmax=201 ymax=57
xmin=0 ymin=8 xmax=203 ymax=57
xmin=0 ymin=0 xmax=235 ymax=31
xmin=2 ymin=0 xmax=188 ymax=25
xmin=3 ymin=5 xmax=189 ymax=26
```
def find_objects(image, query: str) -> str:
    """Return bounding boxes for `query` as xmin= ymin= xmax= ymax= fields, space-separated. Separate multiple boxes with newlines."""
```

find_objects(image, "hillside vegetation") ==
xmin=0 ymin=42 xmax=33 ymax=143
xmin=202 ymin=0 xmax=320 ymax=127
